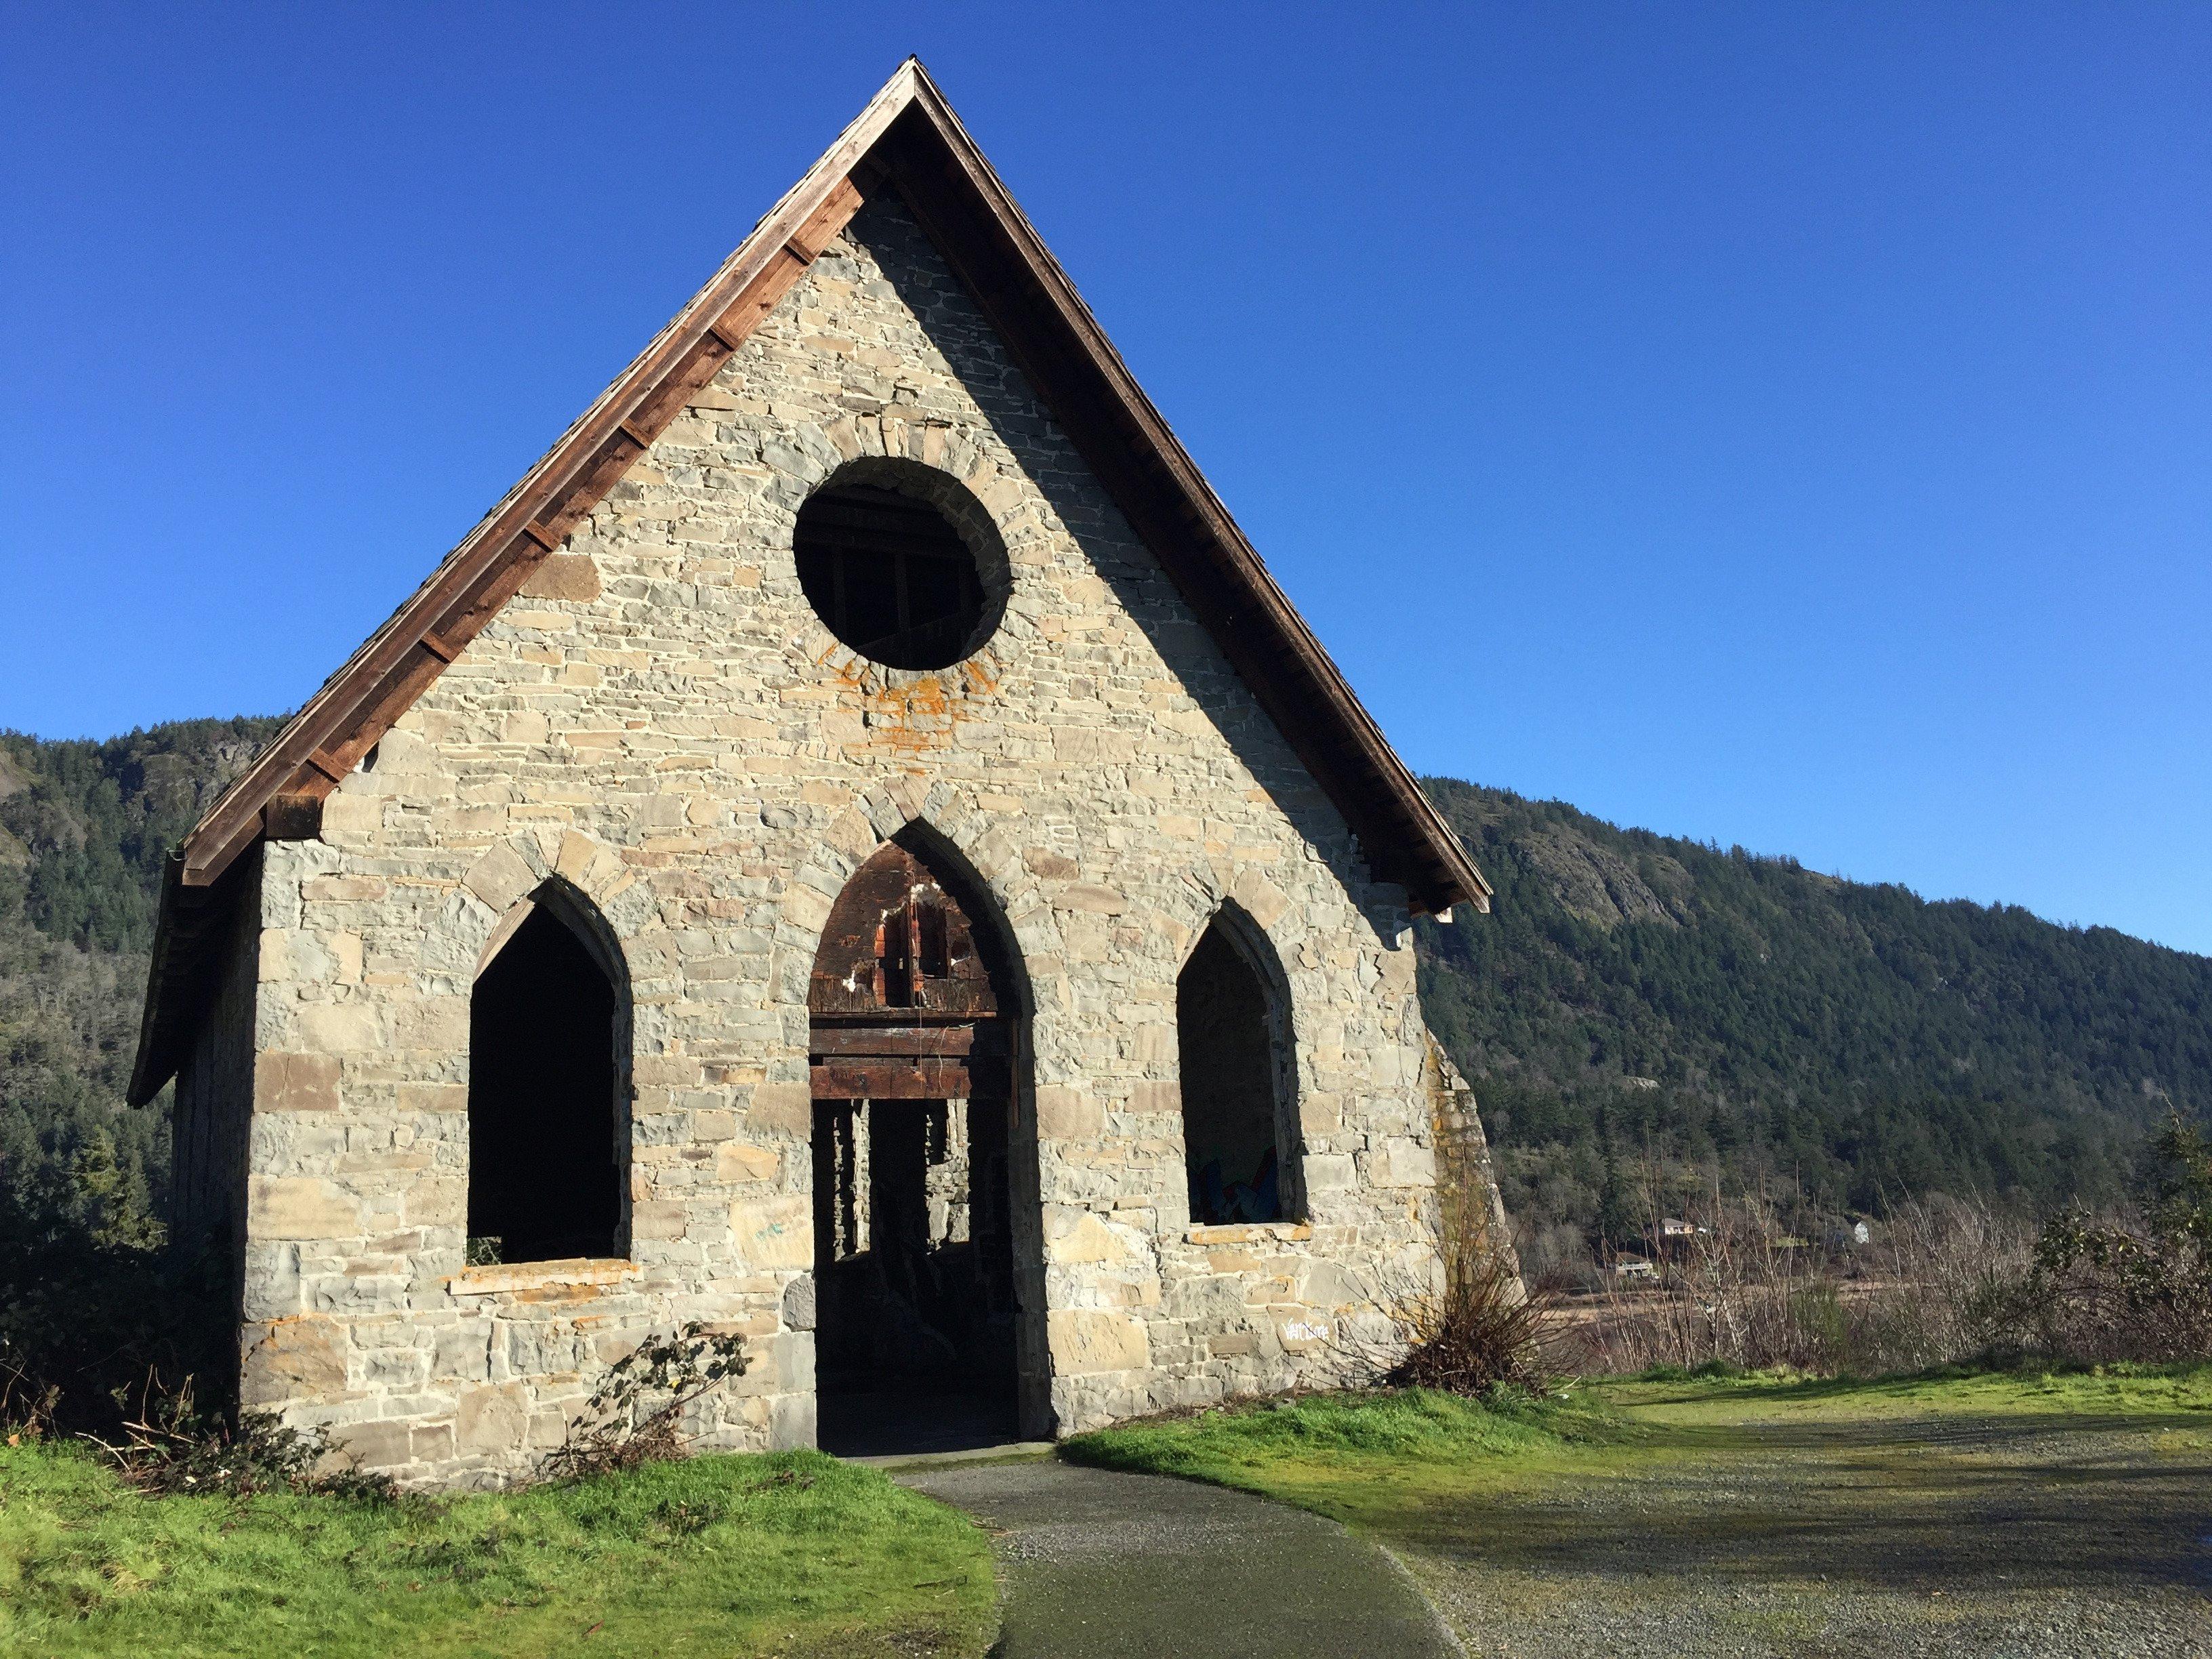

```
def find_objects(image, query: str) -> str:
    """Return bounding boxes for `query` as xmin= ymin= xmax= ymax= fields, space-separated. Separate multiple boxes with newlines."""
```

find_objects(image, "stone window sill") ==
xmin=448 ymin=1258 xmax=638 ymax=1297
xmin=1184 ymin=1222 xmax=1313 ymax=1246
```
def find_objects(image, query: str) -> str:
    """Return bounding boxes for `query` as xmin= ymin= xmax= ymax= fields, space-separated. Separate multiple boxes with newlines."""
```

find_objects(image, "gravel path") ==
xmin=1392 ymin=1407 xmax=2212 ymax=1658
xmin=897 ymin=1458 xmax=1461 ymax=1658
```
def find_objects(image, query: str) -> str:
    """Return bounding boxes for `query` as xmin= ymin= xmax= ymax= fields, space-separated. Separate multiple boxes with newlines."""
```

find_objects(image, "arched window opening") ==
xmin=794 ymin=467 xmax=1004 ymax=671
xmin=1177 ymin=918 xmax=1296 ymax=1225
xmin=468 ymin=887 xmax=628 ymax=1264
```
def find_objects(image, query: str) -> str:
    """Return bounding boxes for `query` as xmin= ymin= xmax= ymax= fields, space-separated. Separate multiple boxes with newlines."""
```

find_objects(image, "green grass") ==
xmin=0 ymin=1446 xmax=996 ymax=1658
xmin=1068 ymin=1367 xmax=2212 ymax=1650
xmin=1063 ymin=1364 xmax=2212 ymax=1530
xmin=1063 ymin=1385 xmax=1626 ymax=1528
xmin=1599 ymin=1359 xmax=2212 ymax=1429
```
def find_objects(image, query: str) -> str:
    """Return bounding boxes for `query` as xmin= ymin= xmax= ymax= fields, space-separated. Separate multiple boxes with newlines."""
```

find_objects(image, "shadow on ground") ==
xmin=1397 ymin=1410 xmax=2212 ymax=1591
xmin=1387 ymin=1404 xmax=2212 ymax=1658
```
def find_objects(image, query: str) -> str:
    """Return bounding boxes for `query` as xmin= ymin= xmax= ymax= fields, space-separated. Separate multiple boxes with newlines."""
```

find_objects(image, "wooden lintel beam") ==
xmin=811 ymin=1025 xmax=981 ymax=1059
xmin=811 ymin=1057 xmax=973 ymax=1100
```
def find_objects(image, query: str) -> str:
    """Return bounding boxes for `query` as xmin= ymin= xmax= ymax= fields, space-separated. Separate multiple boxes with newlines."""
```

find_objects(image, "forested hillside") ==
xmin=0 ymin=718 xmax=283 ymax=1247
xmin=1417 ymin=778 xmax=2212 ymax=1276
xmin=1 ymin=723 xmax=2206 ymax=1284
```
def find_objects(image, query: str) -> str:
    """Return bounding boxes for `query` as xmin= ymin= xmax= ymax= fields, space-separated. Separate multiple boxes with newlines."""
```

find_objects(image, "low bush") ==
xmin=2026 ymin=1114 xmax=2212 ymax=1363
xmin=1570 ymin=1115 xmax=2212 ymax=1376
xmin=1385 ymin=1214 xmax=1553 ymax=1395
xmin=83 ymin=1377 xmax=395 ymax=1501
xmin=541 ymin=1321 xmax=752 ymax=1481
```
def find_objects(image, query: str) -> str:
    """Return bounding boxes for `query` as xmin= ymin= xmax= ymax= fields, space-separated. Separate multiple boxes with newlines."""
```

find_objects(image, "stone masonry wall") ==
xmin=172 ymin=849 xmax=263 ymax=1395
xmin=237 ymin=196 xmax=1492 ymax=1486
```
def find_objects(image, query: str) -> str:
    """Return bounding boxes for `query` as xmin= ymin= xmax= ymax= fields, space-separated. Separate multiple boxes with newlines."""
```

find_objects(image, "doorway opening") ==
xmin=808 ymin=835 xmax=1025 ymax=1455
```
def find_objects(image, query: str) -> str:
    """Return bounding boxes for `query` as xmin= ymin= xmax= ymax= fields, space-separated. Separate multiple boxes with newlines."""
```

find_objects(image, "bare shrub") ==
xmin=541 ymin=1322 xmax=750 ymax=1481
xmin=1569 ymin=1191 xmax=2043 ymax=1376
xmin=0 ymin=1359 xmax=60 ymax=1443
xmin=85 ymin=1374 xmax=393 ymax=1500
xmin=1514 ymin=1221 xmax=1604 ymax=1294
xmin=1847 ymin=1196 xmax=2041 ymax=1370
xmin=1381 ymin=1216 xmax=1555 ymax=1395
xmin=1572 ymin=1195 xmax=1812 ymax=1374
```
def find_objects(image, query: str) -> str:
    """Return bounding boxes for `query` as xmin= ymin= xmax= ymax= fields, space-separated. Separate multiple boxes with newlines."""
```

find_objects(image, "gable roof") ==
xmin=129 ymin=59 xmax=1489 ymax=1105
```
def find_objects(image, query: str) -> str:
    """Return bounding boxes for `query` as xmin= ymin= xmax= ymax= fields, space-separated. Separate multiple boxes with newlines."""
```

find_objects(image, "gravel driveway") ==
xmin=1393 ymin=1404 xmax=2212 ymax=1658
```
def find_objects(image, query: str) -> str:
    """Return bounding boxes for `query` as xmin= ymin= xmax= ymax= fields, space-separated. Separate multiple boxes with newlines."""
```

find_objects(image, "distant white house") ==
xmin=1824 ymin=1220 xmax=1874 ymax=1250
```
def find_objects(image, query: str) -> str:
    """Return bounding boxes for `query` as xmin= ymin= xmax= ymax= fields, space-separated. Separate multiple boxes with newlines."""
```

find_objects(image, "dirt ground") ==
xmin=1396 ymin=1378 xmax=2212 ymax=1658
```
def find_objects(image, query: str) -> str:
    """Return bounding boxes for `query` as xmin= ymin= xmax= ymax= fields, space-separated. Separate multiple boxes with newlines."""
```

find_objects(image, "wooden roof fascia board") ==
xmin=133 ymin=78 xmax=909 ymax=1101
xmin=890 ymin=79 xmax=1488 ymax=912
xmin=171 ymin=97 xmax=901 ymax=891
xmin=889 ymin=180 xmax=1456 ymax=904
xmin=302 ymin=180 xmax=874 ymax=786
xmin=878 ymin=78 xmax=1489 ymax=912
xmin=137 ymin=58 xmax=1487 ymax=1101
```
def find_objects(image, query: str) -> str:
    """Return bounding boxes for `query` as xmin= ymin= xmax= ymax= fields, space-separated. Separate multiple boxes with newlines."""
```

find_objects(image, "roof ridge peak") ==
xmin=129 ymin=60 xmax=1485 ymax=1105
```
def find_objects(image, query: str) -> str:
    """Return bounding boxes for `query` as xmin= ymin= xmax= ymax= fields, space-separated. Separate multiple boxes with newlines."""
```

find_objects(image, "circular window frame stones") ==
xmin=794 ymin=458 xmax=1012 ymax=673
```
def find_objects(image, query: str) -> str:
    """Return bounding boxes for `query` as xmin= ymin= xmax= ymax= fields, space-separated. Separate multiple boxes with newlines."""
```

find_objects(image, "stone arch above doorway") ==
xmin=805 ymin=830 xmax=1043 ymax=1452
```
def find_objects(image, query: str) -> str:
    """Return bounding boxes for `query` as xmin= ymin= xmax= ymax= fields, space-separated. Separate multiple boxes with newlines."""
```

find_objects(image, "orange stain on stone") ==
xmin=818 ymin=649 xmax=1002 ymax=754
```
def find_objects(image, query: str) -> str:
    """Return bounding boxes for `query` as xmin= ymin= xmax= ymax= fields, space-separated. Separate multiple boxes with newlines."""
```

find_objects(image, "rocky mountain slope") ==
xmin=1416 ymin=778 xmax=2211 ymax=1272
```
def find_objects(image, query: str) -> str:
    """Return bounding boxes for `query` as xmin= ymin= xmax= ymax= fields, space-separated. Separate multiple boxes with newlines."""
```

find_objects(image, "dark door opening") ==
xmin=808 ymin=839 xmax=1021 ymax=1456
xmin=468 ymin=892 xmax=627 ymax=1264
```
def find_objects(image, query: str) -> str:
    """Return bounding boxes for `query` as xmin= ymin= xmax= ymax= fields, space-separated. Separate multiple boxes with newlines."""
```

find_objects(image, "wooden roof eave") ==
xmin=170 ymin=70 xmax=921 ymax=893
xmin=127 ymin=851 xmax=252 ymax=1106
xmin=129 ymin=75 xmax=909 ymax=1107
xmin=132 ymin=58 xmax=1488 ymax=1104
xmin=874 ymin=73 xmax=1491 ymax=916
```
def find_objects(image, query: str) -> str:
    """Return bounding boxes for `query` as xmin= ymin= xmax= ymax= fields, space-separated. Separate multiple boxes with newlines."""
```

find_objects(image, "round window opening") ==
xmin=796 ymin=477 xmax=1002 ymax=671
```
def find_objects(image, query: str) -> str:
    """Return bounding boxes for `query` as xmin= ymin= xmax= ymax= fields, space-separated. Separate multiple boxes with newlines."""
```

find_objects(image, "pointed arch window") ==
xmin=1176 ymin=914 xmax=1300 ymax=1225
xmin=468 ymin=882 xmax=631 ymax=1263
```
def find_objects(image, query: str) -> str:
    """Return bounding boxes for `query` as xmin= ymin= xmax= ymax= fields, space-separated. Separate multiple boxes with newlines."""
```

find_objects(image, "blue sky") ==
xmin=3 ymin=4 xmax=2207 ymax=953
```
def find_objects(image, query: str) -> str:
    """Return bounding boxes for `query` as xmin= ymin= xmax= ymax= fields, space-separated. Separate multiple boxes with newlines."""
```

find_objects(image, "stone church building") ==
xmin=129 ymin=62 xmax=1509 ymax=1486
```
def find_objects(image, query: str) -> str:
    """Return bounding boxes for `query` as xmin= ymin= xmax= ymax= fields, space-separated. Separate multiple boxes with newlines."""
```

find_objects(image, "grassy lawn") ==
xmin=1062 ymin=1382 xmax=1624 ymax=1528
xmin=1067 ymin=1367 xmax=2212 ymax=1657
xmin=0 ymin=1445 xmax=996 ymax=1659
